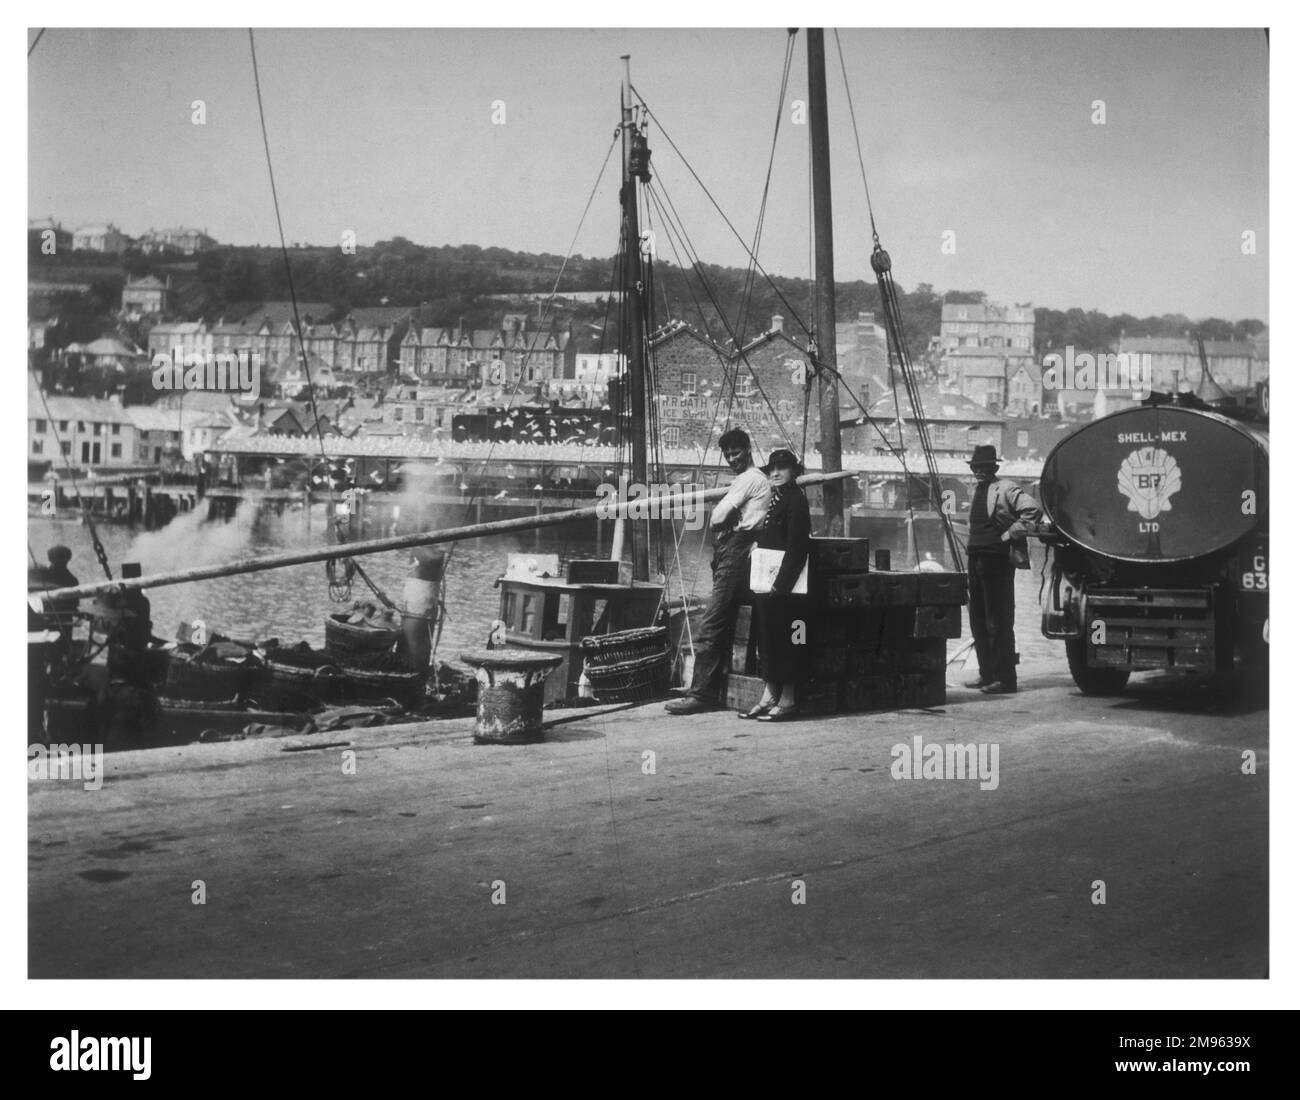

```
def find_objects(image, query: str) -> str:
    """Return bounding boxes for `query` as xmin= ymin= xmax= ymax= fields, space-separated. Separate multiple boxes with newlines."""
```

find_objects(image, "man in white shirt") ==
xmin=666 ymin=428 xmax=771 ymax=714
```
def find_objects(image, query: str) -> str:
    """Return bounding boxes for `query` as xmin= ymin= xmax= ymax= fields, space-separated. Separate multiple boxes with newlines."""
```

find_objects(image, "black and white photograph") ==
xmin=20 ymin=13 xmax=1280 ymax=1011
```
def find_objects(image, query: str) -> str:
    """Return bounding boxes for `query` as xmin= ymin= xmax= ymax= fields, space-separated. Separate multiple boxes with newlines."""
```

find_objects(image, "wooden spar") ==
xmin=36 ymin=470 xmax=861 ymax=604
xmin=621 ymin=54 xmax=651 ymax=583
xmin=807 ymin=28 xmax=845 ymax=537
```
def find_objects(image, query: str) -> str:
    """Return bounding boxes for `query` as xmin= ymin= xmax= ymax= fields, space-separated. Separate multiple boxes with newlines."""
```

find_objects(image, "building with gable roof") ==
xmin=72 ymin=223 xmax=133 ymax=254
xmin=122 ymin=274 xmax=170 ymax=317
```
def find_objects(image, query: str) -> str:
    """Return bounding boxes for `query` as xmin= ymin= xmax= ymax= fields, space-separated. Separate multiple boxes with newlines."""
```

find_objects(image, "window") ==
xmin=1017 ymin=430 xmax=1029 ymax=448
xmin=35 ymin=419 xmax=47 ymax=433
xmin=77 ymin=421 xmax=86 ymax=432
xmin=736 ymin=375 xmax=755 ymax=397
xmin=681 ymin=371 xmax=696 ymax=394
xmin=61 ymin=442 xmax=71 ymax=456
xmin=32 ymin=438 xmax=43 ymax=454
xmin=59 ymin=421 xmax=68 ymax=432
xmin=393 ymin=407 xmax=404 ymax=422
xmin=415 ymin=406 xmax=425 ymax=422
xmin=111 ymin=424 xmax=121 ymax=435
xmin=664 ymin=426 xmax=681 ymax=448
xmin=967 ymin=426 xmax=979 ymax=446
xmin=111 ymin=443 xmax=122 ymax=458
xmin=93 ymin=423 xmax=102 ymax=435
xmin=931 ymin=424 xmax=949 ymax=445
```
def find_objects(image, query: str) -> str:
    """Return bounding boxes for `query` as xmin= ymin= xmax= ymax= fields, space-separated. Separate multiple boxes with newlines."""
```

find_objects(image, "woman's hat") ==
xmin=761 ymin=448 xmax=805 ymax=476
xmin=968 ymin=444 xmax=1002 ymax=467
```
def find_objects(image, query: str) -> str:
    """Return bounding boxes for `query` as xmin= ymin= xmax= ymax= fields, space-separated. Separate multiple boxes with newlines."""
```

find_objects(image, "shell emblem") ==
xmin=1117 ymin=447 xmax=1182 ymax=521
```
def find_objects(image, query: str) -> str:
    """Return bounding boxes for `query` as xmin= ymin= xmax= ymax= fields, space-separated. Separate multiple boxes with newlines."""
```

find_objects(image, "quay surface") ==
xmin=29 ymin=663 xmax=1267 ymax=979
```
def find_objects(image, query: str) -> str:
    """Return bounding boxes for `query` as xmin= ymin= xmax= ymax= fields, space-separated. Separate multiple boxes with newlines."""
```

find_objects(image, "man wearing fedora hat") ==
xmin=964 ymin=443 xmax=1042 ymax=694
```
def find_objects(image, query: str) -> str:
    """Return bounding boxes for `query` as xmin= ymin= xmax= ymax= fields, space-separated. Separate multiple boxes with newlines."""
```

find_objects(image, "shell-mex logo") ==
xmin=1117 ymin=447 xmax=1182 ymax=521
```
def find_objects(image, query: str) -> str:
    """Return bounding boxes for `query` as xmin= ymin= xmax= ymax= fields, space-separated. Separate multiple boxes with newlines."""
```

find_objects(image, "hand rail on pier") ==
xmin=36 ymin=471 xmax=861 ymax=604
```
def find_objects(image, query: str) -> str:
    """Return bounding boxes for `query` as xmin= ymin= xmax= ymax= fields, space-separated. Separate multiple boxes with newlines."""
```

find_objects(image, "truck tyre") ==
xmin=1065 ymin=638 xmax=1130 ymax=695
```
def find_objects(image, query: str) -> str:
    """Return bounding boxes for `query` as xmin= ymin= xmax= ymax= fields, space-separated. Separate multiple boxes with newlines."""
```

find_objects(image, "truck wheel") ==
xmin=1065 ymin=638 xmax=1130 ymax=695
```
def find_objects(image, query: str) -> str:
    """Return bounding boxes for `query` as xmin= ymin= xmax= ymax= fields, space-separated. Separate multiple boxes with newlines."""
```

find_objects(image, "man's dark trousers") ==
xmin=687 ymin=528 xmax=752 ymax=701
xmin=968 ymin=547 xmax=1018 ymax=684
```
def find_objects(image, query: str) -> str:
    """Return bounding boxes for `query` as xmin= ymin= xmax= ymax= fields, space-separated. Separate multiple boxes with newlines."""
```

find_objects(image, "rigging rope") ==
xmin=631 ymin=85 xmax=815 ymax=344
xmin=832 ymin=28 xmax=963 ymax=569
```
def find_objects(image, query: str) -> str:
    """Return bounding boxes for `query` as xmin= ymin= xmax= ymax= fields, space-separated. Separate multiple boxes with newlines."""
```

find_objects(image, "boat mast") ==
xmin=620 ymin=54 xmax=652 ymax=582
xmin=807 ymin=28 xmax=846 ymax=536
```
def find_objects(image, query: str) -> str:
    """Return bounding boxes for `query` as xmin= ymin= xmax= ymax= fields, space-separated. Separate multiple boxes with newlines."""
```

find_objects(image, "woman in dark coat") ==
xmin=741 ymin=449 xmax=811 ymax=721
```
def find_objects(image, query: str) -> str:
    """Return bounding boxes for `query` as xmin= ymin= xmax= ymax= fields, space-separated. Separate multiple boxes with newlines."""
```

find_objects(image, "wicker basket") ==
xmin=164 ymin=649 xmax=255 ymax=702
xmin=258 ymin=649 xmax=345 ymax=711
xmin=584 ymin=650 xmax=673 ymax=703
xmin=325 ymin=607 xmax=403 ymax=660
xmin=338 ymin=665 xmax=426 ymax=706
xmin=580 ymin=627 xmax=669 ymax=668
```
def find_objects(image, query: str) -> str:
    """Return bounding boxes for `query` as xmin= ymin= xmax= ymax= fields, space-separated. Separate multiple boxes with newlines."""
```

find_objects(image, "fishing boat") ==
xmin=29 ymin=30 xmax=963 ymax=731
xmin=491 ymin=38 xmax=964 ymax=703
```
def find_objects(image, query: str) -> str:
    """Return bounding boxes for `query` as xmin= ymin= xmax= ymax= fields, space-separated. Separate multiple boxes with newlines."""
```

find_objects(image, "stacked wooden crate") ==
xmin=723 ymin=538 xmax=967 ymax=715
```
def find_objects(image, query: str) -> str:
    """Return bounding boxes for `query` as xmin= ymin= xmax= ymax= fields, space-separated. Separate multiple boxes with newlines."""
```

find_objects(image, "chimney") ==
xmin=772 ymin=314 xmax=784 ymax=335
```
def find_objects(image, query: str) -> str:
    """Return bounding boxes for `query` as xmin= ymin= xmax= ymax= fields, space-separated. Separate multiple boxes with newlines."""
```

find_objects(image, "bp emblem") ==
xmin=1117 ymin=447 xmax=1182 ymax=521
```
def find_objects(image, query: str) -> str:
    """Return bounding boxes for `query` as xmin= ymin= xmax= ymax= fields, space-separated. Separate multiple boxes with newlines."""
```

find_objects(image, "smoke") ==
xmin=127 ymin=500 xmax=259 ymax=572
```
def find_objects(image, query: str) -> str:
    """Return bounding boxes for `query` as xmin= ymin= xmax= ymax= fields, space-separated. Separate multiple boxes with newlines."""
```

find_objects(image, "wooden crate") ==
xmin=809 ymin=537 xmax=872 ymax=574
xmin=839 ymin=674 xmax=896 ymax=712
xmin=917 ymin=571 xmax=968 ymax=606
xmin=724 ymin=673 xmax=767 ymax=712
xmin=809 ymin=644 xmax=848 ymax=680
xmin=900 ymin=638 xmax=947 ymax=673
xmin=731 ymin=643 xmax=754 ymax=675
xmin=802 ymin=680 xmax=839 ymax=716
xmin=822 ymin=573 xmax=919 ymax=608
xmin=733 ymin=603 xmax=754 ymax=647
xmin=845 ymin=646 xmax=894 ymax=678
xmin=911 ymin=604 xmax=962 ymax=639
xmin=912 ymin=673 xmax=947 ymax=708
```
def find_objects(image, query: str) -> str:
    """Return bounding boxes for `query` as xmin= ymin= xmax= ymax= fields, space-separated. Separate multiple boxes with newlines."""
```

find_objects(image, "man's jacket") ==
xmin=983 ymin=478 xmax=1043 ymax=570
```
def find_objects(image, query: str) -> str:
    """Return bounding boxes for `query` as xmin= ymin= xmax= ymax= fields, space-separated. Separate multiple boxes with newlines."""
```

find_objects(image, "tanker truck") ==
xmin=1037 ymin=400 xmax=1268 ymax=695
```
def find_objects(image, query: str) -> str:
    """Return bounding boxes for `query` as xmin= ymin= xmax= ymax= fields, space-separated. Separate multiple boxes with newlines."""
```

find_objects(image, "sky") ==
xmin=28 ymin=26 xmax=1268 ymax=322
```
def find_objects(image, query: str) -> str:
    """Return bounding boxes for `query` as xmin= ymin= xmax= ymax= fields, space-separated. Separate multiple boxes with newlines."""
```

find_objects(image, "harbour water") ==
xmin=31 ymin=506 xmax=1063 ymax=671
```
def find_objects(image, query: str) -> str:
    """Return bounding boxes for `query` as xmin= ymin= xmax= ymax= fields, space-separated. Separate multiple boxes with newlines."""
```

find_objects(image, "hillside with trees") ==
xmin=30 ymin=239 xmax=1266 ymax=376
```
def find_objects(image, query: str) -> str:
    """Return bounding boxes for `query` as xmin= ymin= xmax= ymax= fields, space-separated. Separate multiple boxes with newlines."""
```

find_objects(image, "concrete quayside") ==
xmin=28 ymin=659 xmax=1267 ymax=979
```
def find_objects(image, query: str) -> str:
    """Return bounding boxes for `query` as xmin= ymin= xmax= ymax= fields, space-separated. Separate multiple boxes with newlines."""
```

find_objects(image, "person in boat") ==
xmin=665 ymin=428 xmax=770 ymax=715
xmin=41 ymin=545 xmax=80 ymax=646
xmin=963 ymin=444 xmax=1042 ymax=695
xmin=741 ymin=449 xmax=811 ymax=721
xmin=95 ymin=563 xmax=158 ymax=739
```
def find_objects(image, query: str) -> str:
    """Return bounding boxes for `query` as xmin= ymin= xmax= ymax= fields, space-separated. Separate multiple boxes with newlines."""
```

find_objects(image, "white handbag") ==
xmin=749 ymin=546 xmax=809 ymax=595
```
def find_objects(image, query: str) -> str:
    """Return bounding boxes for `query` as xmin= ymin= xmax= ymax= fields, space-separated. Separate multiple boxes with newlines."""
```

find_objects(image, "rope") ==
xmin=645 ymin=181 xmax=796 ymax=452
xmin=833 ymin=30 xmax=881 ymax=246
xmin=831 ymin=29 xmax=963 ymax=570
xmin=631 ymin=84 xmax=814 ymax=344
xmin=247 ymin=30 xmax=333 ymax=487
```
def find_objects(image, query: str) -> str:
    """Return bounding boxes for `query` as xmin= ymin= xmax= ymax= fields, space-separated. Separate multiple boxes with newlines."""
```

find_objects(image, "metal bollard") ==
xmin=459 ymin=649 xmax=563 ymax=744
